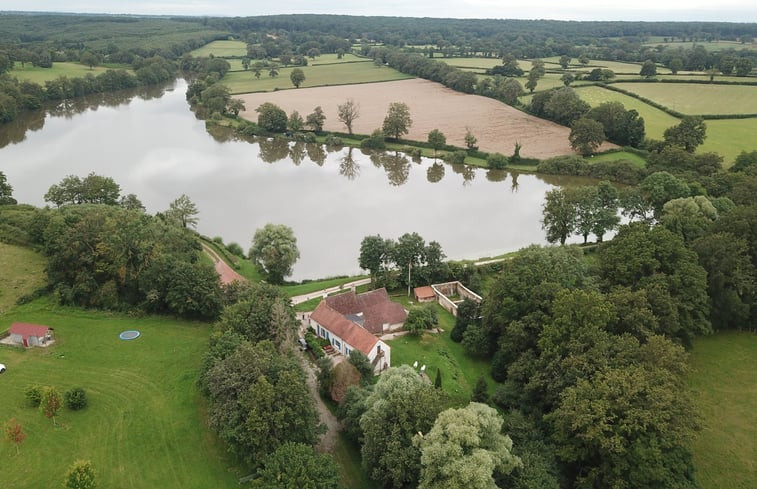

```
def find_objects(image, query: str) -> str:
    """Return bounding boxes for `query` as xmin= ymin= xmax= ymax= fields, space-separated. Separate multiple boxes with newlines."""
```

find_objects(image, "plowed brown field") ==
xmin=238 ymin=79 xmax=615 ymax=159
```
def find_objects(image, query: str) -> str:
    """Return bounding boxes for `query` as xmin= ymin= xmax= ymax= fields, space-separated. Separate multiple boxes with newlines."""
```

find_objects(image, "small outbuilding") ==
xmin=413 ymin=286 xmax=436 ymax=303
xmin=9 ymin=322 xmax=54 ymax=348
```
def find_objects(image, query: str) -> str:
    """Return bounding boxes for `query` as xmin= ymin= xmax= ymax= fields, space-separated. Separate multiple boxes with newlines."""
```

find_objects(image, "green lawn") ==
xmin=575 ymin=85 xmax=680 ymax=138
xmin=0 ymin=243 xmax=45 ymax=316
xmin=0 ymin=299 xmax=238 ymax=489
xmin=223 ymin=62 xmax=413 ymax=94
xmin=700 ymin=118 xmax=757 ymax=166
xmin=9 ymin=62 xmax=130 ymax=84
xmin=189 ymin=40 xmax=247 ymax=58
xmin=387 ymin=303 xmax=493 ymax=403
xmin=612 ymin=83 xmax=757 ymax=115
xmin=688 ymin=331 xmax=757 ymax=489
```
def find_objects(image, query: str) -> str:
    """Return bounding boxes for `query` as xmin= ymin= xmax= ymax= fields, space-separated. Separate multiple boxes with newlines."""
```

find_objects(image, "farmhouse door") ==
xmin=23 ymin=337 xmax=28 ymax=347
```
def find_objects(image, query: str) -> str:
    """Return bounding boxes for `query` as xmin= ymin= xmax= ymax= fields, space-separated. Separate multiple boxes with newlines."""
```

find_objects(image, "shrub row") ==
xmin=537 ymin=154 xmax=649 ymax=185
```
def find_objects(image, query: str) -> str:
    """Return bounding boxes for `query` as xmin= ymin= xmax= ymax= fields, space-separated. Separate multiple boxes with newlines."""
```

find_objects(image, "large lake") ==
xmin=0 ymin=80 xmax=588 ymax=280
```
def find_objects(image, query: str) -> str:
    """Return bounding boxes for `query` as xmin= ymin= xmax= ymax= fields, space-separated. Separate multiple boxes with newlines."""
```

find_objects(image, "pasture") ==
xmin=0 ymin=299 xmax=238 ymax=489
xmin=237 ymin=78 xmax=603 ymax=159
xmin=9 ymin=62 xmax=129 ymax=84
xmin=699 ymin=118 xmax=757 ymax=165
xmin=0 ymin=243 xmax=45 ymax=315
xmin=575 ymin=85 xmax=680 ymax=138
xmin=442 ymin=57 xmax=504 ymax=70
xmin=688 ymin=331 xmax=757 ymax=489
xmin=611 ymin=83 xmax=757 ymax=115
xmin=644 ymin=38 xmax=757 ymax=51
xmin=189 ymin=39 xmax=247 ymax=58
xmin=223 ymin=62 xmax=413 ymax=94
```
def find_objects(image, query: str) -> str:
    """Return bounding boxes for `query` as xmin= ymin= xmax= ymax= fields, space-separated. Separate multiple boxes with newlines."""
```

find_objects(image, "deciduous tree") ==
xmin=305 ymin=106 xmax=326 ymax=131
xmin=427 ymin=129 xmax=446 ymax=157
xmin=569 ymin=117 xmax=605 ymax=156
xmin=290 ymin=68 xmax=306 ymax=88
xmin=40 ymin=386 xmax=62 ymax=425
xmin=165 ymin=194 xmax=199 ymax=229
xmin=249 ymin=223 xmax=300 ymax=284
xmin=4 ymin=418 xmax=26 ymax=454
xmin=663 ymin=116 xmax=707 ymax=152
xmin=640 ymin=59 xmax=657 ymax=78
xmin=383 ymin=102 xmax=413 ymax=140
xmin=337 ymin=98 xmax=360 ymax=134
xmin=541 ymin=188 xmax=577 ymax=245
xmin=256 ymin=102 xmax=288 ymax=132
xmin=254 ymin=443 xmax=343 ymax=489
xmin=0 ymin=171 xmax=16 ymax=205
xmin=64 ymin=460 xmax=97 ymax=489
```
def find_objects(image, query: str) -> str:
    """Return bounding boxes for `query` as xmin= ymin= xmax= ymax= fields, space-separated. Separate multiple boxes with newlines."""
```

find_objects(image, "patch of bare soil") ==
xmin=238 ymin=79 xmax=615 ymax=159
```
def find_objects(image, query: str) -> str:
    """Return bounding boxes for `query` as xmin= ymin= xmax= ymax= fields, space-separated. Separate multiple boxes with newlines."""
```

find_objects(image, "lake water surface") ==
xmin=0 ymin=79 xmax=588 ymax=280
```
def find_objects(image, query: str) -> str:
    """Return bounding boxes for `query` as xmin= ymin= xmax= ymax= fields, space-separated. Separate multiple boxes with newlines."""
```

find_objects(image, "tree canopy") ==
xmin=249 ymin=223 xmax=300 ymax=284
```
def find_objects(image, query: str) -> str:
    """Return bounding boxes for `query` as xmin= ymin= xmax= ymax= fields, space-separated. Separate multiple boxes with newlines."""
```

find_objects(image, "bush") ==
xmin=226 ymin=242 xmax=244 ymax=257
xmin=488 ymin=152 xmax=509 ymax=169
xmin=305 ymin=331 xmax=325 ymax=358
xmin=324 ymin=135 xmax=343 ymax=147
xmin=303 ymin=132 xmax=317 ymax=143
xmin=360 ymin=129 xmax=386 ymax=150
xmin=25 ymin=384 xmax=44 ymax=407
xmin=212 ymin=236 xmax=224 ymax=245
xmin=537 ymin=155 xmax=589 ymax=176
xmin=444 ymin=150 xmax=467 ymax=165
xmin=64 ymin=387 xmax=88 ymax=410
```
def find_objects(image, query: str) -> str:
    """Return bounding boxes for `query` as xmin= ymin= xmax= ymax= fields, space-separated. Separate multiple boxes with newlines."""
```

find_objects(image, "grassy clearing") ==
xmin=189 ymin=40 xmax=247 ymax=58
xmin=700 ymin=118 xmax=757 ymax=165
xmin=0 ymin=298 xmax=238 ymax=489
xmin=310 ymin=53 xmax=368 ymax=65
xmin=332 ymin=433 xmax=379 ymax=489
xmin=223 ymin=63 xmax=413 ymax=94
xmin=575 ymin=85 xmax=680 ymax=138
xmin=688 ymin=331 xmax=757 ymax=489
xmin=612 ymin=83 xmax=757 ymax=115
xmin=10 ymin=62 xmax=130 ymax=84
xmin=387 ymin=302 xmax=492 ymax=403
xmin=442 ymin=57 xmax=503 ymax=70
xmin=589 ymin=151 xmax=647 ymax=167
xmin=0 ymin=243 xmax=46 ymax=316
xmin=644 ymin=39 xmax=757 ymax=52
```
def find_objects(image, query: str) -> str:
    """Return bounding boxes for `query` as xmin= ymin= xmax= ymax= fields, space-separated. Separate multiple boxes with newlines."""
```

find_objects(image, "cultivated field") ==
xmin=10 ymin=62 xmax=129 ymax=84
xmin=0 ymin=299 xmax=238 ymax=489
xmin=575 ymin=85 xmax=680 ymax=138
xmin=612 ymin=83 xmax=757 ymax=115
xmin=189 ymin=39 xmax=246 ymax=57
xmin=224 ymin=62 xmax=412 ymax=94
xmin=688 ymin=331 xmax=757 ymax=489
xmin=238 ymin=79 xmax=613 ymax=159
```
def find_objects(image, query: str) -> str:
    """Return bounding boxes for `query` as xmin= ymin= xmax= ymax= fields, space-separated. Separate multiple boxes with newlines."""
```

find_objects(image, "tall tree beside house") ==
xmin=249 ymin=223 xmax=300 ymax=284
xmin=359 ymin=234 xmax=394 ymax=287
xmin=415 ymin=403 xmax=522 ymax=489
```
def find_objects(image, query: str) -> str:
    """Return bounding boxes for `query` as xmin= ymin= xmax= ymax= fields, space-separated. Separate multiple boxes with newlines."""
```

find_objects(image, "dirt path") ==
xmin=202 ymin=244 xmax=246 ymax=285
xmin=300 ymin=352 xmax=341 ymax=453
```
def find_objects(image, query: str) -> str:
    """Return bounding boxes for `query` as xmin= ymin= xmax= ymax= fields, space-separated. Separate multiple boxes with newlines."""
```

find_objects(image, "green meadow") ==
xmin=574 ymin=85 xmax=680 ymax=138
xmin=688 ymin=332 xmax=757 ymax=489
xmin=612 ymin=82 xmax=757 ymax=115
xmin=0 ymin=243 xmax=45 ymax=315
xmin=10 ymin=62 xmax=130 ymax=84
xmin=644 ymin=38 xmax=757 ymax=52
xmin=223 ymin=62 xmax=412 ymax=94
xmin=189 ymin=39 xmax=247 ymax=58
xmin=0 ymin=299 xmax=238 ymax=489
xmin=699 ymin=118 xmax=757 ymax=164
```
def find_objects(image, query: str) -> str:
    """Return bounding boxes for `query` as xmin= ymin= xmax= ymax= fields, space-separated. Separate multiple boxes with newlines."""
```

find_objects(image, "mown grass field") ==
xmin=223 ymin=62 xmax=413 ymax=94
xmin=387 ymin=302 xmax=492 ymax=402
xmin=644 ymin=38 xmax=757 ymax=51
xmin=0 ymin=299 xmax=238 ymax=489
xmin=699 ymin=118 xmax=757 ymax=165
xmin=612 ymin=83 xmax=757 ymax=115
xmin=688 ymin=331 xmax=757 ymax=489
xmin=574 ymin=85 xmax=680 ymax=138
xmin=0 ymin=243 xmax=45 ymax=316
xmin=189 ymin=39 xmax=247 ymax=58
xmin=442 ymin=56 xmax=503 ymax=70
xmin=9 ymin=62 xmax=130 ymax=84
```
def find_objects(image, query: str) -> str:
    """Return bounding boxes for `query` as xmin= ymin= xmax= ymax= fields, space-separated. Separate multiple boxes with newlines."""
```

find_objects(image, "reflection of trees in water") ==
xmin=339 ymin=147 xmax=360 ymax=180
xmin=0 ymin=110 xmax=45 ymax=148
xmin=427 ymin=162 xmax=445 ymax=183
xmin=289 ymin=141 xmax=306 ymax=166
xmin=205 ymin=125 xmax=237 ymax=143
xmin=0 ymin=82 xmax=172 ymax=148
xmin=451 ymin=163 xmax=476 ymax=185
xmin=258 ymin=137 xmax=290 ymax=163
xmin=306 ymin=143 xmax=326 ymax=166
xmin=486 ymin=169 xmax=508 ymax=183
xmin=379 ymin=152 xmax=411 ymax=186
xmin=510 ymin=171 xmax=520 ymax=192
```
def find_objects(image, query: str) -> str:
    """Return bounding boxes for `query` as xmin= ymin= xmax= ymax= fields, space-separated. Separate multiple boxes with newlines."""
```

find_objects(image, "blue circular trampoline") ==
xmin=119 ymin=330 xmax=141 ymax=340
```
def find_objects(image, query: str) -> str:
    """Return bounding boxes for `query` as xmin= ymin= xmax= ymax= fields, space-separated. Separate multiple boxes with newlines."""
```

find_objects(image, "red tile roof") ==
xmin=414 ymin=286 xmax=436 ymax=300
xmin=324 ymin=288 xmax=407 ymax=334
xmin=9 ymin=322 xmax=51 ymax=339
xmin=311 ymin=302 xmax=379 ymax=355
